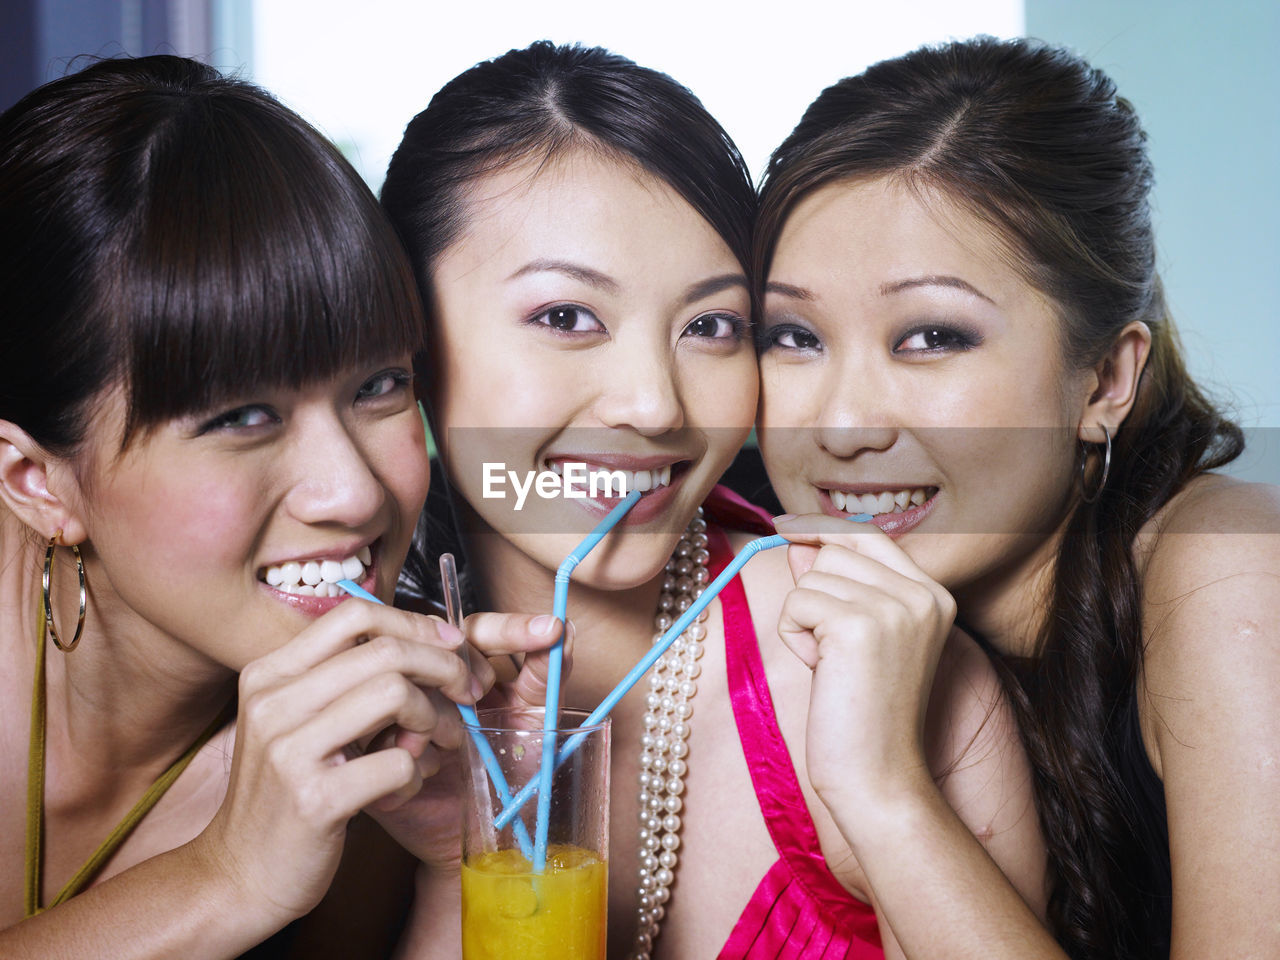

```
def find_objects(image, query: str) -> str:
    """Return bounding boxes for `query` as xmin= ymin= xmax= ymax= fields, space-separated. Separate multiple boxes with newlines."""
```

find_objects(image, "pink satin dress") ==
xmin=703 ymin=488 xmax=884 ymax=959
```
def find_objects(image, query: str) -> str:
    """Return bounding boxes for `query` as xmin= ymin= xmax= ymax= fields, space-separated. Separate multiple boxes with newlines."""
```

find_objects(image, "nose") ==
xmin=813 ymin=356 xmax=898 ymax=459
xmin=590 ymin=340 xmax=685 ymax=437
xmin=284 ymin=413 xmax=385 ymax=528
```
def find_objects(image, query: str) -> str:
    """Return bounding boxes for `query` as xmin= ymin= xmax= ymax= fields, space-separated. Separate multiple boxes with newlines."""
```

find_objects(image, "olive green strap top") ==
xmin=24 ymin=607 xmax=234 ymax=917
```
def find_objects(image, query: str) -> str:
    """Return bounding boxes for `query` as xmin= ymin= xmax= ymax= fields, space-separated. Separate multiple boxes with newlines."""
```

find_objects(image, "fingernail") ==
xmin=847 ymin=513 xmax=874 ymax=523
xmin=531 ymin=615 xmax=557 ymax=636
xmin=470 ymin=675 xmax=486 ymax=701
xmin=772 ymin=513 xmax=796 ymax=523
xmin=438 ymin=622 xmax=464 ymax=647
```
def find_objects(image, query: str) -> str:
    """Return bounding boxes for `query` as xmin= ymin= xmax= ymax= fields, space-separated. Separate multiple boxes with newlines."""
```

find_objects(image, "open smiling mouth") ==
xmin=259 ymin=546 xmax=372 ymax=598
xmin=824 ymin=486 xmax=939 ymax=518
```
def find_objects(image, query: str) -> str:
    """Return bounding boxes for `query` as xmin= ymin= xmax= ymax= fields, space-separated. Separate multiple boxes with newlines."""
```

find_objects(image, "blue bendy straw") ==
xmin=497 ymin=532 xmax=785 ymax=829
xmin=534 ymin=488 xmax=644 ymax=871
xmin=496 ymin=510 xmax=877 ymax=828
xmin=335 ymin=573 xmax=535 ymax=859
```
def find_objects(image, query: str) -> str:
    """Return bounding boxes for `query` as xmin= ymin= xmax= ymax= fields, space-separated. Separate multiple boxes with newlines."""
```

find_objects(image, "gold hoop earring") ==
xmin=1079 ymin=424 xmax=1112 ymax=505
xmin=42 ymin=532 xmax=86 ymax=652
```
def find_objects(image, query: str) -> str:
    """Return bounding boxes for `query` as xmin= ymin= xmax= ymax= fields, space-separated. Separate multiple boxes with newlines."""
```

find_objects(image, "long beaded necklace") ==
xmin=631 ymin=509 xmax=711 ymax=960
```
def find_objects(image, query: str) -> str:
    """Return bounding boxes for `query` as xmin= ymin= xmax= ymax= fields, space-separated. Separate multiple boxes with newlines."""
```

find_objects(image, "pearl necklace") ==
xmin=631 ymin=509 xmax=710 ymax=960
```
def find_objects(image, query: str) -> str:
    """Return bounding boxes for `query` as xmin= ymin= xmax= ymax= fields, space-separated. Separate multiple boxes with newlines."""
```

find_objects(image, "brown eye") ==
xmin=683 ymin=314 xmax=742 ymax=340
xmin=531 ymin=305 xmax=605 ymax=334
xmin=893 ymin=324 xmax=981 ymax=353
xmin=760 ymin=324 xmax=822 ymax=351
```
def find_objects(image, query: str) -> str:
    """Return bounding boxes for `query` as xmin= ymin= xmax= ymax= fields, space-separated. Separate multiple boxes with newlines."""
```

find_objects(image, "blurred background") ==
xmin=3 ymin=0 xmax=1276 ymax=481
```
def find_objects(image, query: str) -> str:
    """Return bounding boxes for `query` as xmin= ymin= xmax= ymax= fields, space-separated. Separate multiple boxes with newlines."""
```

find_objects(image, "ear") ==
xmin=0 ymin=421 xmax=88 ymax=544
xmin=1077 ymin=321 xmax=1152 ymax=443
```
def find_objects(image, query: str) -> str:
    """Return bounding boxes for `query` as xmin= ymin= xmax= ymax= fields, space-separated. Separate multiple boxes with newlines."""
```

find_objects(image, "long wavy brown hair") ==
xmin=755 ymin=37 xmax=1243 ymax=959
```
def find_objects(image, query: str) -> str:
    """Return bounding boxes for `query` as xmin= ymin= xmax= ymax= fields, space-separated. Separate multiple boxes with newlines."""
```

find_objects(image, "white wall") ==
xmin=239 ymin=0 xmax=1022 ymax=186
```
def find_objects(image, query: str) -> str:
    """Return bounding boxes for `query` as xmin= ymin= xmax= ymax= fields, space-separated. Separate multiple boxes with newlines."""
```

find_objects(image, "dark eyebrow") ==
xmin=506 ymin=258 xmax=620 ymax=293
xmin=763 ymin=281 xmax=815 ymax=301
xmin=683 ymin=273 xmax=749 ymax=307
xmin=880 ymin=275 xmax=996 ymax=304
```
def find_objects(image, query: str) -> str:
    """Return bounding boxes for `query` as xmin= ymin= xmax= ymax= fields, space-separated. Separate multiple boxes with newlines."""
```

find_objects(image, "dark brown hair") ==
xmin=756 ymin=36 xmax=1242 ymax=959
xmin=0 ymin=55 xmax=423 ymax=455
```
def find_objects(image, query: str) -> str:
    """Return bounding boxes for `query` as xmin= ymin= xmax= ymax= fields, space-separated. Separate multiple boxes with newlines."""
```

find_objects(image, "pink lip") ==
xmin=819 ymin=488 xmax=938 ymax=537
xmin=577 ymin=464 xmax=690 ymax=526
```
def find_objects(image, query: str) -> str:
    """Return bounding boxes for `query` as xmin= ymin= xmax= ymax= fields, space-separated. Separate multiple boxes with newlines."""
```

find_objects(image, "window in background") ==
xmin=233 ymin=0 xmax=1022 ymax=189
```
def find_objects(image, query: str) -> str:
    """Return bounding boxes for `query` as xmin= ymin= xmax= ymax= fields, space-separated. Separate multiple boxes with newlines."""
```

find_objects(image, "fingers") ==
xmin=464 ymin=611 xmax=565 ymax=656
xmin=484 ymin=619 xmax=576 ymax=709
xmin=240 ymin=634 xmax=473 ymax=747
xmin=773 ymin=513 xmax=934 ymax=585
xmin=241 ymin=599 xmax=466 ymax=699
xmin=777 ymin=582 xmax=907 ymax=669
xmin=301 ymin=672 xmax=442 ymax=762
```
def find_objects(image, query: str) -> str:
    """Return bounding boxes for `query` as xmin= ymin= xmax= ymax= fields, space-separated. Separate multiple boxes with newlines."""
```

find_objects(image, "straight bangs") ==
xmin=112 ymin=86 xmax=424 ymax=440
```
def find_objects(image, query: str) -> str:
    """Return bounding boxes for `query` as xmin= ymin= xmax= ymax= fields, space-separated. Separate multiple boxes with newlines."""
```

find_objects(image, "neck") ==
xmin=953 ymin=522 xmax=1069 ymax=659
xmin=15 ymin=528 xmax=235 ymax=780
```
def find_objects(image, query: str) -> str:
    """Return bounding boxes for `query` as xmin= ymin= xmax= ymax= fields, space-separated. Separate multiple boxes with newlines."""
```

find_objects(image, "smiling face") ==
xmin=427 ymin=147 xmax=758 ymax=589
xmin=63 ymin=359 xmax=429 ymax=671
xmin=758 ymin=176 xmax=1095 ymax=593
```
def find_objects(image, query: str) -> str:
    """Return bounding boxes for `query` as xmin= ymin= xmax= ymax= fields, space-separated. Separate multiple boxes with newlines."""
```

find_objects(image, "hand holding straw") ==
xmin=535 ymin=488 xmax=644 ymax=871
xmin=336 ymin=566 xmax=535 ymax=859
xmin=494 ymin=513 xmax=876 ymax=830
xmin=497 ymin=532 xmax=786 ymax=828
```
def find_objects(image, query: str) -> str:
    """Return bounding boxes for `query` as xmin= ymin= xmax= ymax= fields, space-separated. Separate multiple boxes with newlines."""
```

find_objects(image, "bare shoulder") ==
xmin=1139 ymin=475 xmax=1280 ymax=667
xmin=1135 ymin=474 xmax=1280 ymax=772
xmin=1132 ymin=479 xmax=1280 ymax=948
xmin=1139 ymin=473 xmax=1280 ymax=592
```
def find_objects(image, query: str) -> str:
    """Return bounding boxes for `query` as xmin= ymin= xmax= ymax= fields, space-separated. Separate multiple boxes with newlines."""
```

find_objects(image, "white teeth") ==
xmin=824 ymin=487 xmax=934 ymax=517
xmin=547 ymin=461 xmax=674 ymax=495
xmin=264 ymin=550 xmax=370 ymax=593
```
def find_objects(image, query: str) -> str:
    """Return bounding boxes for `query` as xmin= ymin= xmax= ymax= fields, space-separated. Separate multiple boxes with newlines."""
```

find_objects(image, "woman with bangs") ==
xmin=752 ymin=36 xmax=1280 ymax=959
xmin=0 ymin=56 xmax=558 ymax=957
xmin=380 ymin=41 xmax=1043 ymax=959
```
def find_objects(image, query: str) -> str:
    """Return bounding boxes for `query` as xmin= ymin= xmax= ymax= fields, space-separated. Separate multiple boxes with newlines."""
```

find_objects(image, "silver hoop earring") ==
xmin=1079 ymin=424 xmax=1112 ymax=505
xmin=43 ymin=532 xmax=86 ymax=652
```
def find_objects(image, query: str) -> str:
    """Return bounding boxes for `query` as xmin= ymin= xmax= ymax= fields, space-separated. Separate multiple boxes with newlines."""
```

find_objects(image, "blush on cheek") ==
xmin=155 ymin=478 xmax=260 ymax=570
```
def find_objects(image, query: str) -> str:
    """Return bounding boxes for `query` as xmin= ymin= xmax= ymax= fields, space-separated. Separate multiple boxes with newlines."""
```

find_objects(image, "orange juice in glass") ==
xmin=461 ymin=708 xmax=609 ymax=960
